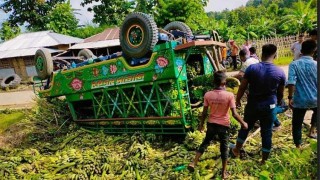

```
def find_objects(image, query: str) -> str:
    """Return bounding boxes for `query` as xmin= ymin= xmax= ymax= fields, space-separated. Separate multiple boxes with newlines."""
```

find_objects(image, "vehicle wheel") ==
xmin=34 ymin=48 xmax=53 ymax=80
xmin=120 ymin=12 xmax=158 ymax=58
xmin=78 ymin=49 xmax=95 ymax=60
xmin=163 ymin=21 xmax=193 ymax=36
xmin=0 ymin=74 xmax=21 ymax=89
xmin=222 ymin=60 xmax=230 ymax=68
xmin=226 ymin=57 xmax=233 ymax=68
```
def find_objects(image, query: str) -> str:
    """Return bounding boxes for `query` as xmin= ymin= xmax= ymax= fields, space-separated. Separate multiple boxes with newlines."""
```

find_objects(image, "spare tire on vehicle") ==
xmin=1 ymin=74 xmax=21 ymax=89
xmin=163 ymin=21 xmax=193 ymax=36
xmin=78 ymin=49 xmax=95 ymax=60
xmin=34 ymin=48 xmax=53 ymax=80
xmin=120 ymin=12 xmax=158 ymax=58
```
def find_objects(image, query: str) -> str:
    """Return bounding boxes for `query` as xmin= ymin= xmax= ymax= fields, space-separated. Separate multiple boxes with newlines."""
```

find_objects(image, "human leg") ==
xmin=308 ymin=107 xmax=317 ymax=138
xmin=273 ymin=106 xmax=282 ymax=130
xmin=189 ymin=123 xmax=216 ymax=171
xmin=292 ymin=108 xmax=307 ymax=148
xmin=233 ymin=105 xmax=256 ymax=156
xmin=217 ymin=125 xmax=230 ymax=177
xmin=259 ymin=107 xmax=276 ymax=163
xmin=231 ymin=56 xmax=237 ymax=70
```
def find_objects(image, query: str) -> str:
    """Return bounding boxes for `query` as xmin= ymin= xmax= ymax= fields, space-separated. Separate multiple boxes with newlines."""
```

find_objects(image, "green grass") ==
xmin=0 ymin=111 xmax=25 ymax=133
xmin=274 ymin=56 xmax=293 ymax=66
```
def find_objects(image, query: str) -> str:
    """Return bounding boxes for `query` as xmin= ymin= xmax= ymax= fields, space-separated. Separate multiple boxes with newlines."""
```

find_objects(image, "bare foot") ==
xmin=222 ymin=171 xmax=229 ymax=179
xmin=187 ymin=163 xmax=195 ymax=172
xmin=307 ymin=133 xmax=317 ymax=139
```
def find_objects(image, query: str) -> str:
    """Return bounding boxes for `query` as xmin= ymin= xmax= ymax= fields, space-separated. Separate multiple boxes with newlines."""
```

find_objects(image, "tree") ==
xmin=281 ymin=0 xmax=316 ymax=34
xmin=47 ymin=0 xmax=78 ymax=35
xmin=0 ymin=21 xmax=21 ymax=41
xmin=227 ymin=6 xmax=267 ymax=27
xmin=71 ymin=24 xmax=111 ymax=39
xmin=134 ymin=0 xmax=156 ymax=15
xmin=80 ymin=0 xmax=134 ymax=26
xmin=155 ymin=0 xmax=210 ymax=31
xmin=252 ymin=17 xmax=276 ymax=38
xmin=0 ymin=0 xmax=65 ymax=31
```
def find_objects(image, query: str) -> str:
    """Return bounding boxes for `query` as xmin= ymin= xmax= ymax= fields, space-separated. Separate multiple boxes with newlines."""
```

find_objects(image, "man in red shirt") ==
xmin=188 ymin=71 xmax=248 ymax=179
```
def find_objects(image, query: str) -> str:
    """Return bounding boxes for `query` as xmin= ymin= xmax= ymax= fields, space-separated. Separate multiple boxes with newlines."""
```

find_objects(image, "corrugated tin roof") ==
xmin=84 ymin=27 xmax=119 ymax=43
xmin=0 ymin=48 xmax=64 ymax=59
xmin=69 ymin=27 xmax=120 ymax=50
xmin=69 ymin=39 xmax=120 ymax=49
xmin=0 ymin=31 xmax=83 ymax=59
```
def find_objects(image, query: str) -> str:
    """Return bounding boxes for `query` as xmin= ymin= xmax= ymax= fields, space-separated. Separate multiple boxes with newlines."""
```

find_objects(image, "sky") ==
xmin=205 ymin=0 xmax=248 ymax=12
xmin=0 ymin=0 xmax=249 ymax=28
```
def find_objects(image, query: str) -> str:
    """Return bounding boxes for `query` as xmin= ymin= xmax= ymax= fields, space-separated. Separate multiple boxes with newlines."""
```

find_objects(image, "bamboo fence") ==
xmin=253 ymin=34 xmax=308 ymax=59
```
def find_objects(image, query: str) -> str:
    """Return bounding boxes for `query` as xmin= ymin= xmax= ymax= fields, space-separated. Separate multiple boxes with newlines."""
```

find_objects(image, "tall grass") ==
xmin=274 ymin=56 xmax=293 ymax=66
xmin=0 ymin=111 xmax=25 ymax=133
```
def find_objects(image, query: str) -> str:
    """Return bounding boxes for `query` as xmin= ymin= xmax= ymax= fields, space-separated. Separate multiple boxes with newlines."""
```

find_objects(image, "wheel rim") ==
xmin=36 ymin=56 xmax=44 ymax=72
xmin=126 ymin=24 xmax=144 ymax=48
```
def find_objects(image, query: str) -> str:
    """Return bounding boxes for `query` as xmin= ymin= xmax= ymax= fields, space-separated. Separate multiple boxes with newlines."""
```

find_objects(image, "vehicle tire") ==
xmin=78 ymin=49 xmax=95 ymax=60
xmin=34 ymin=48 xmax=53 ymax=80
xmin=0 ymin=74 xmax=21 ymax=89
xmin=226 ymin=56 xmax=233 ymax=68
xmin=163 ymin=21 xmax=193 ymax=36
xmin=120 ymin=12 xmax=158 ymax=58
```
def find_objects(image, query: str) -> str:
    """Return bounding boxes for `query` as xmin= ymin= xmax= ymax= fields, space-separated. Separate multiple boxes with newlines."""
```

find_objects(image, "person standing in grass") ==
xmin=188 ymin=71 xmax=248 ymax=179
xmin=231 ymin=44 xmax=286 ymax=164
xmin=290 ymin=34 xmax=304 ymax=61
xmin=287 ymin=39 xmax=317 ymax=148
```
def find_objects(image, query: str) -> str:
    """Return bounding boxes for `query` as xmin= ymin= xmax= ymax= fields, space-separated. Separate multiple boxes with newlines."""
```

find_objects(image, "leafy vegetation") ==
xmin=47 ymin=0 xmax=78 ymax=35
xmin=80 ymin=0 xmax=135 ymax=26
xmin=274 ymin=56 xmax=294 ymax=66
xmin=0 ymin=109 xmax=25 ymax=133
xmin=209 ymin=0 xmax=317 ymax=43
xmin=0 ymin=21 xmax=21 ymax=41
xmin=0 ymin=0 xmax=65 ymax=31
xmin=0 ymin=0 xmax=316 ymax=41
xmin=70 ymin=24 xmax=112 ymax=39
xmin=0 ymin=99 xmax=316 ymax=179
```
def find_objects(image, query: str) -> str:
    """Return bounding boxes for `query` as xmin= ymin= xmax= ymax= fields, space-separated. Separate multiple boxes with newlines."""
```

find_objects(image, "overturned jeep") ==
xmin=34 ymin=12 xmax=238 ymax=134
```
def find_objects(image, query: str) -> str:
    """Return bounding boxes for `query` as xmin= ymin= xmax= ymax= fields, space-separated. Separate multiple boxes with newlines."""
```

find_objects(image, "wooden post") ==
xmin=11 ymin=58 xmax=22 ymax=78
xmin=18 ymin=58 xmax=28 ymax=80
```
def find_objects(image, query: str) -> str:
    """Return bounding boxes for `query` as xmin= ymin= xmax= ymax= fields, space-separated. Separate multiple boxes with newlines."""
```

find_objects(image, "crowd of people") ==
xmin=188 ymin=29 xmax=318 ymax=179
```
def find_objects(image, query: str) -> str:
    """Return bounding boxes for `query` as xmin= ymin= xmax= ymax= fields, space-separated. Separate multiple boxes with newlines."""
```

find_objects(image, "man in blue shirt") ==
xmin=287 ymin=39 xmax=317 ymax=148
xmin=231 ymin=44 xmax=286 ymax=164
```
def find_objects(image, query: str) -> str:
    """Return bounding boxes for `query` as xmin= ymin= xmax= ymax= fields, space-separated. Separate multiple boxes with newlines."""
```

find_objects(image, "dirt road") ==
xmin=0 ymin=90 xmax=36 ymax=109
xmin=226 ymin=65 xmax=289 ymax=77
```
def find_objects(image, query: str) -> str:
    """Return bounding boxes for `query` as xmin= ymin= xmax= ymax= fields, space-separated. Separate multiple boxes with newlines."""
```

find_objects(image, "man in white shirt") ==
xmin=234 ymin=49 xmax=259 ymax=80
xmin=290 ymin=35 xmax=304 ymax=60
